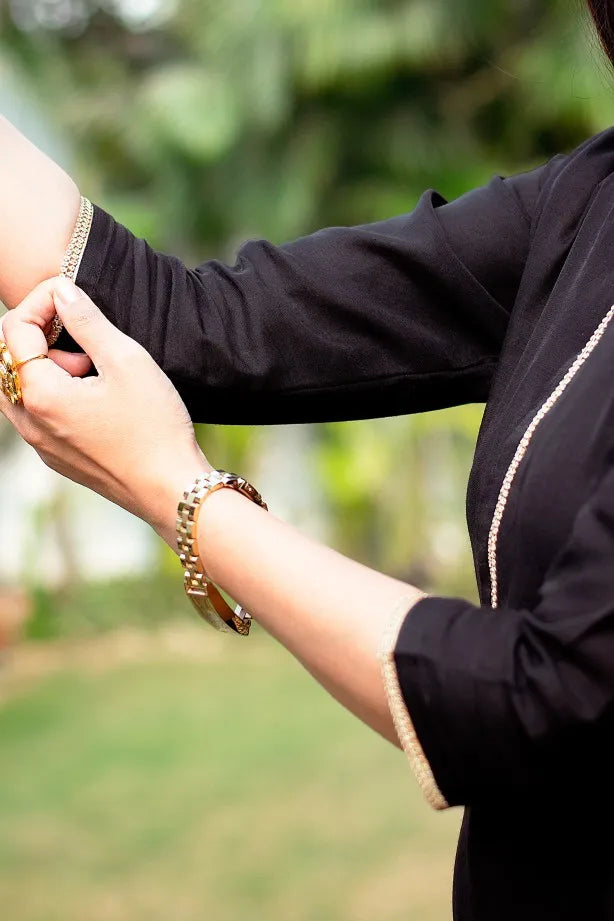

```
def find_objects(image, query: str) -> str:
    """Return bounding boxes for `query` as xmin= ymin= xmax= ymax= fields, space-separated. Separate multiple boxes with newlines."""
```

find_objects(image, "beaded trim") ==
xmin=47 ymin=195 xmax=94 ymax=346
xmin=379 ymin=303 xmax=614 ymax=810
xmin=60 ymin=195 xmax=94 ymax=281
xmin=378 ymin=593 xmax=449 ymax=810
xmin=487 ymin=303 xmax=614 ymax=608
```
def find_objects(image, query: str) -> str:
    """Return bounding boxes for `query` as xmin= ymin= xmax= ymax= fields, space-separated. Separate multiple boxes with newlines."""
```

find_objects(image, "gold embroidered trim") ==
xmin=47 ymin=195 xmax=94 ymax=346
xmin=378 ymin=593 xmax=449 ymax=811
xmin=487 ymin=303 xmax=614 ymax=608
xmin=379 ymin=308 xmax=614 ymax=809
xmin=60 ymin=195 xmax=94 ymax=281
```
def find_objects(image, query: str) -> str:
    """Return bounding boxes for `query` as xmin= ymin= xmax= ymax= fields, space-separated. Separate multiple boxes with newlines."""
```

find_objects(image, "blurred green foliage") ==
xmin=24 ymin=575 xmax=187 ymax=640
xmin=2 ymin=0 xmax=613 ymax=599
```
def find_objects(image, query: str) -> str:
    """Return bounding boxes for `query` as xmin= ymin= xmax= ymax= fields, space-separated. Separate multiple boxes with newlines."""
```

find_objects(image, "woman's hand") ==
xmin=1 ymin=279 xmax=428 ymax=767
xmin=0 ymin=276 xmax=210 ymax=546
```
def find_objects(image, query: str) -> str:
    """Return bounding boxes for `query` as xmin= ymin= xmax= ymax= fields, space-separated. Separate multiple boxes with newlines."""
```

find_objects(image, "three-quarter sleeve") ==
xmin=382 ymin=461 xmax=614 ymax=809
xmin=65 ymin=158 xmax=565 ymax=424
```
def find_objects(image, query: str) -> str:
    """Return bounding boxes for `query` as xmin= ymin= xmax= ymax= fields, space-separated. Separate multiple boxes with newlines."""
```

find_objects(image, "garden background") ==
xmin=0 ymin=2 xmax=612 ymax=918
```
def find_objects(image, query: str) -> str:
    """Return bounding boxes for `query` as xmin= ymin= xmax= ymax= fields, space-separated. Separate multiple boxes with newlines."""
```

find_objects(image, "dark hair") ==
xmin=588 ymin=0 xmax=614 ymax=63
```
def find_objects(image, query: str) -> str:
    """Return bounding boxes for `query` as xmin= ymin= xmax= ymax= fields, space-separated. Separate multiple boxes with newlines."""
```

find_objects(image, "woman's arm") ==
xmin=0 ymin=278 xmax=424 ymax=751
xmin=0 ymin=116 xmax=561 ymax=424
xmin=0 ymin=116 xmax=80 ymax=308
xmin=186 ymin=486 xmax=424 ymax=745
xmin=71 ymin=184 xmax=528 ymax=424
xmin=6 ymin=278 xmax=614 ymax=814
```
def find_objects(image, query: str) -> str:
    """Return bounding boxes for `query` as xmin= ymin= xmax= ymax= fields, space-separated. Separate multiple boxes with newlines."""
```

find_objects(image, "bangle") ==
xmin=47 ymin=195 xmax=94 ymax=347
xmin=176 ymin=470 xmax=268 ymax=636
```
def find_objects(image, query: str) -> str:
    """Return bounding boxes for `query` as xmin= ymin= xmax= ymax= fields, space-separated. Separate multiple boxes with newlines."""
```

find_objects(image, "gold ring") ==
xmin=0 ymin=341 xmax=22 ymax=406
xmin=15 ymin=354 xmax=48 ymax=372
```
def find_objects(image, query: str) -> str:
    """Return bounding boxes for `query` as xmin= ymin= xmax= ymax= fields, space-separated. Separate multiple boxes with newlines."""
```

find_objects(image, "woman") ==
xmin=3 ymin=2 xmax=614 ymax=917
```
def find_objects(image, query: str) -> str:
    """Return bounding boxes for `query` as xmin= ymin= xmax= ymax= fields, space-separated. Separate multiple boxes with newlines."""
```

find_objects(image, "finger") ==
xmin=53 ymin=277 xmax=130 ymax=370
xmin=3 ymin=278 xmax=60 ymax=341
xmin=2 ymin=277 xmax=57 ymax=362
xmin=5 ymin=281 xmax=92 ymax=378
xmin=49 ymin=350 xmax=93 ymax=377
xmin=2 ymin=305 xmax=49 ymax=368
xmin=2 ymin=307 xmax=68 ymax=414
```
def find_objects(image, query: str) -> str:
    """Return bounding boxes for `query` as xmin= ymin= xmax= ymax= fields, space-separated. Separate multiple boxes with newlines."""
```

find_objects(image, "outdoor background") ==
xmin=0 ymin=1 xmax=612 ymax=919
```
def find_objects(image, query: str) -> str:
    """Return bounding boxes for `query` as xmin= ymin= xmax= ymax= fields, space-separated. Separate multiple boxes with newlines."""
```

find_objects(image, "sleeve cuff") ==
xmin=74 ymin=203 xmax=114 ymax=296
xmin=54 ymin=203 xmax=117 ymax=353
xmin=378 ymin=593 xmax=449 ymax=811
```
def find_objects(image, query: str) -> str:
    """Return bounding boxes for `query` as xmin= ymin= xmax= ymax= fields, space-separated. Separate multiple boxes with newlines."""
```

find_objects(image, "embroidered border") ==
xmin=487 ymin=303 xmax=614 ymax=608
xmin=378 ymin=593 xmax=449 ymax=811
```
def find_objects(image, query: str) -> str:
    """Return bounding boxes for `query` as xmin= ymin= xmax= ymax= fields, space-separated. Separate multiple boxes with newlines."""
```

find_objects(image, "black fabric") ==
xmin=68 ymin=167 xmax=546 ymax=424
xmin=71 ymin=126 xmax=614 ymax=919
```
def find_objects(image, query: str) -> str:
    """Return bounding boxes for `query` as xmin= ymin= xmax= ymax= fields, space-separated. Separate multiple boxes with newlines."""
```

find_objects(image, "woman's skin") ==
xmin=0 ymin=112 xmax=426 ymax=747
xmin=0 ymin=278 xmax=426 ymax=748
xmin=0 ymin=116 xmax=80 ymax=309
xmin=0 ymin=116 xmax=92 ymax=378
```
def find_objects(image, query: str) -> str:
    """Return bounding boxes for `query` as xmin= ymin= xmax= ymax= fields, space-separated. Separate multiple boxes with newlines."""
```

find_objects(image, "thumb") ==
xmin=49 ymin=349 xmax=93 ymax=377
xmin=53 ymin=277 xmax=125 ymax=370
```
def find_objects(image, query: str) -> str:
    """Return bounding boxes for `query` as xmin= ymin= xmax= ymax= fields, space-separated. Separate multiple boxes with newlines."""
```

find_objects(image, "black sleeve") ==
xmin=69 ymin=161 xmax=562 ymax=424
xmin=393 ymin=460 xmax=614 ymax=807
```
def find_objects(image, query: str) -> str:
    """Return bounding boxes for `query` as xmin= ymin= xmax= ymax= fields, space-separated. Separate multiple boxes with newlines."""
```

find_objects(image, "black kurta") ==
xmin=67 ymin=126 xmax=614 ymax=920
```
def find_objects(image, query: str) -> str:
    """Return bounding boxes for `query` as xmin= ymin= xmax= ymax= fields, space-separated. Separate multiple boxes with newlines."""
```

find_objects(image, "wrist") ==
xmin=192 ymin=485 xmax=253 ymax=583
xmin=174 ymin=470 xmax=267 ymax=636
xmin=152 ymin=452 xmax=213 ymax=549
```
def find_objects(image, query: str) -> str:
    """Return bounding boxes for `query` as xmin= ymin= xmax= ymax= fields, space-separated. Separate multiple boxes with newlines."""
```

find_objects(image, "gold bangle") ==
xmin=176 ymin=470 xmax=268 ymax=636
xmin=47 ymin=195 xmax=94 ymax=347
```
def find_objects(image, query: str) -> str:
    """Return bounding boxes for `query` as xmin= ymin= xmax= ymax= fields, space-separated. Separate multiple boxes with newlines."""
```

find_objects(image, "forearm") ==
xmin=189 ymin=485 xmax=425 ymax=745
xmin=0 ymin=115 xmax=80 ymax=307
xmin=9 ymin=276 xmax=614 ymax=810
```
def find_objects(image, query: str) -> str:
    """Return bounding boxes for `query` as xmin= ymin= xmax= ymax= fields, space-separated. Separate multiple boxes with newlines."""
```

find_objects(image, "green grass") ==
xmin=0 ymin=628 xmax=460 ymax=921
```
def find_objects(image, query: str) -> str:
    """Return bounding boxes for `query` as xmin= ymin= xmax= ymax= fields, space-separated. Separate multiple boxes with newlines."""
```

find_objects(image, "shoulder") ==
xmin=535 ymin=126 xmax=614 ymax=211
xmin=495 ymin=127 xmax=614 ymax=245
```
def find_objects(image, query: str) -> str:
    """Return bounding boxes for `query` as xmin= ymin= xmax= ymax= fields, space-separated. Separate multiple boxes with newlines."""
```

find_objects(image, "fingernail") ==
xmin=54 ymin=276 xmax=82 ymax=305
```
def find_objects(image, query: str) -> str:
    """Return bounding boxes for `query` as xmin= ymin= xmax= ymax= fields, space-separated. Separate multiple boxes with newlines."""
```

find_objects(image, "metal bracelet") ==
xmin=177 ymin=470 xmax=268 ymax=635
